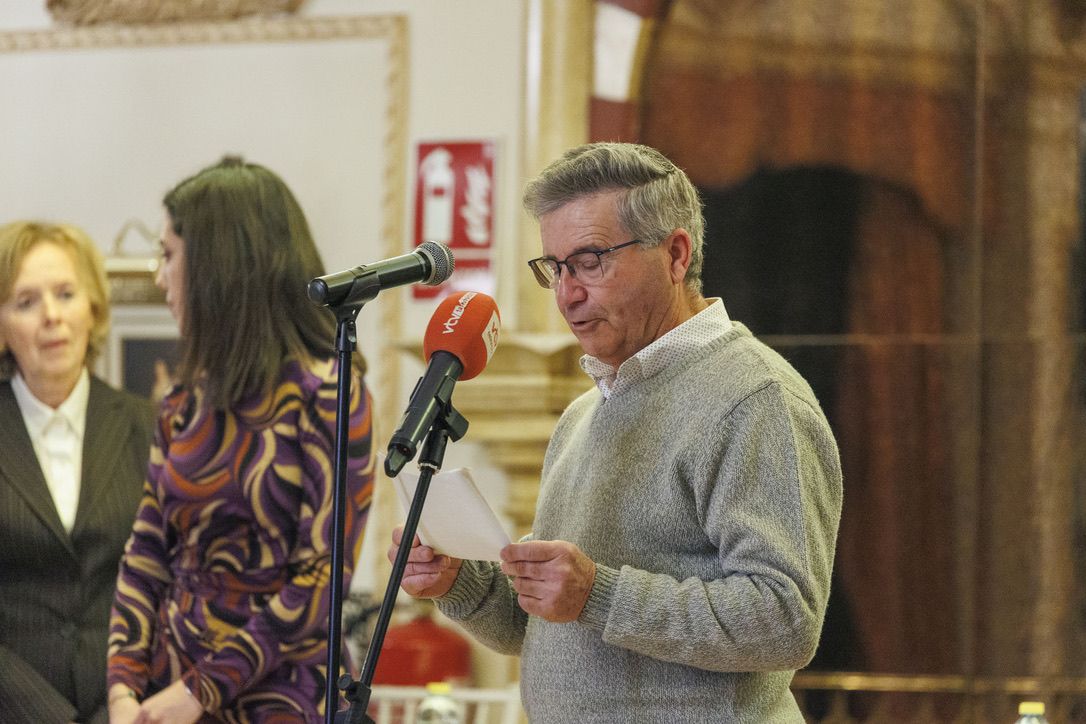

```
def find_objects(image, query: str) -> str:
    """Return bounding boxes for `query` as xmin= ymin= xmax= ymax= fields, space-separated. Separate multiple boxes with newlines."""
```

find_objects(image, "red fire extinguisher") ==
xmin=418 ymin=147 xmax=455 ymax=246
xmin=372 ymin=602 xmax=472 ymax=686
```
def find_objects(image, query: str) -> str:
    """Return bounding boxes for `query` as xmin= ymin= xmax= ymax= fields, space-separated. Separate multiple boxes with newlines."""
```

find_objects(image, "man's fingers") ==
xmin=501 ymin=540 xmax=558 ymax=563
xmin=509 ymin=575 xmax=547 ymax=599
xmin=391 ymin=527 xmax=423 ymax=546
xmin=388 ymin=542 xmax=439 ymax=563
xmin=405 ymin=556 xmax=453 ymax=574
xmin=500 ymin=559 xmax=545 ymax=579
xmin=390 ymin=527 xmax=432 ymax=566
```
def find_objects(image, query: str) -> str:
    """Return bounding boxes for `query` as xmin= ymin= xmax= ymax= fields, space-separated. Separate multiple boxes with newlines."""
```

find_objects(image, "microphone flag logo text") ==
xmin=441 ymin=291 xmax=478 ymax=334
xmin=440 ymin=291 xmax=499 ymax=363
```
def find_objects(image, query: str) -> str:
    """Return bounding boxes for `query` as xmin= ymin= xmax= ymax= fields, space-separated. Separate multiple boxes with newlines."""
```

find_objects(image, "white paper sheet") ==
xmin=392 ymin=465 xmax=511 ymax=561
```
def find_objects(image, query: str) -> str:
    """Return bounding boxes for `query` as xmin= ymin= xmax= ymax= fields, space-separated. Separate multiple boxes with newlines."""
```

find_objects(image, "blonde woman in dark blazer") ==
xmin=0 ymin=221 xmax=153 ymax=724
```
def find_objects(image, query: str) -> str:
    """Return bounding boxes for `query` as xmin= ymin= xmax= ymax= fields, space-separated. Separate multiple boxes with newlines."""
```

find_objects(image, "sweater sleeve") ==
xmin=183 ymin=379 xmax=374 ymax=712
xmin=577 ymin=382 xmax=842 ymax=672
xmin=434 ymin=549 xmax=531 ymax=656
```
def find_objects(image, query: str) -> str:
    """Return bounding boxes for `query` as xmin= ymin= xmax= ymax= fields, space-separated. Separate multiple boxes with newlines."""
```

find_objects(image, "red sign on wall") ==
xmin=412 ymin=140 xmax=496 ymax=299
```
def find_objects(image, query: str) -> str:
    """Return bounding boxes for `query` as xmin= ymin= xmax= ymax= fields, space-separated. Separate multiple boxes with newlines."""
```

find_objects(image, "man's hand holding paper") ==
xmin=389 ymin=526 xmax=462 ymax=599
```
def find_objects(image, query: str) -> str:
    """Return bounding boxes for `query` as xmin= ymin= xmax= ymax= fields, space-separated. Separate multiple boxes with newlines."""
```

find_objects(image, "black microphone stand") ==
xmin=315 ymin=269 xmax=468 ymax=723
xmin=314 ymin=270 xmax=381 ymax=724
xmin=324 ymin=303 xmax=363 ymax=724
xmin=334 ymin=404 xmax=468 ymax=724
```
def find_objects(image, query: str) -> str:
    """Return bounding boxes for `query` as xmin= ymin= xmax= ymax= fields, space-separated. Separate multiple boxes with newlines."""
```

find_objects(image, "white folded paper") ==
xmin=392 ymin=465 xmax=511 ymax=561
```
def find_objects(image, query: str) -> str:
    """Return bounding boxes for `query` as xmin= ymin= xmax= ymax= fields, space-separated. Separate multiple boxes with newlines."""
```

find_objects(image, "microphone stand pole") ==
xmin=325 ymin=304 xmax=363 ymax=724
xmin=313 ymin=269 xmax=387 ymax=723
xmin=335 ymin=404 xmax=468 ymax=724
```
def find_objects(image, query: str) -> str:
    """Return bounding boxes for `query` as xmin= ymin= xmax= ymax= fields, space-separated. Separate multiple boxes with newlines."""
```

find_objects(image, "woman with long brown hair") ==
xmin=107 ymin=157 xmax=375 ymax=724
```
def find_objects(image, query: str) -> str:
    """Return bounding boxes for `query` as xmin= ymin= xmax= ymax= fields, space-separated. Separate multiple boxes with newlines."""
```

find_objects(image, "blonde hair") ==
xmin=0 ymin=221 xmax=111 ymax=380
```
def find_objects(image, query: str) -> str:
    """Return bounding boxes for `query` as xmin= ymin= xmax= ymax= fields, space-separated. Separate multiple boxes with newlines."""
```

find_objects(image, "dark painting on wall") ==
xmin=121 ymin=338 xmax=180 ymax=400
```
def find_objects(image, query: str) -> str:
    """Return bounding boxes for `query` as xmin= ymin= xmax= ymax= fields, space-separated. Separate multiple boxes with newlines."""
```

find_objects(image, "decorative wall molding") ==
xmin=0 ymin=13 xmax=402 ymax=52
xmin=45 ymin=0 xmax=303 ymax=26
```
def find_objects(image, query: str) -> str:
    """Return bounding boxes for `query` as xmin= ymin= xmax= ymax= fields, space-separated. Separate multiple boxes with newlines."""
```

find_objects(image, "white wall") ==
xmin=307 ymin=0 xmax=527 ymax=328
xmin=0 ymin=0 xmax=526 ymax=323
xmin=0 ymin=2 xmax=51 ymax=27
xmin=0 ymin=0 xmax=526 ymax=687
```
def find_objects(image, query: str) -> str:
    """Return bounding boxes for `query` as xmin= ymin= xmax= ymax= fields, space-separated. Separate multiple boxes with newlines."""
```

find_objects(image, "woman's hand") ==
xmin=132 ymin=680 xmax=203 ymax=724
xmin=150 ymin=359 xmax=175 ymax=404
xmin=107 ymin=685 xmax=140 ymax=724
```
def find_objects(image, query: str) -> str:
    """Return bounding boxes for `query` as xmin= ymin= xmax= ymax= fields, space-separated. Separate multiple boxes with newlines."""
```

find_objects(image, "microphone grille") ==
xmin=416 ymin=241 xmax=455 ymax=285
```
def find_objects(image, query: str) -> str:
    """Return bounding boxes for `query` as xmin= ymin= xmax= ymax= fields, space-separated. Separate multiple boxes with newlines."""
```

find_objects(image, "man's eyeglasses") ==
xmin=527 ymin=239 xmax=642 ymax=289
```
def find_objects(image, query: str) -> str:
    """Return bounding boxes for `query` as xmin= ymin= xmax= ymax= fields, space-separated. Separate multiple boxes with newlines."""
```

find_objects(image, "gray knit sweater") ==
xmin=436 ymin=322 xmax=842 ymax=722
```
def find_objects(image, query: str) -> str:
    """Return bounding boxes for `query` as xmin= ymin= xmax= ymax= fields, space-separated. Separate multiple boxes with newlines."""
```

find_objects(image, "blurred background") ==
xmin=2 ymin=1 xmax=1084 ymax=721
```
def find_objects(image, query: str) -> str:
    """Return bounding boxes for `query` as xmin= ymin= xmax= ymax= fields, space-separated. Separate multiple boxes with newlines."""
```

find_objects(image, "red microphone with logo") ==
xmin=385 ymin=291 xmax=501 ymax=476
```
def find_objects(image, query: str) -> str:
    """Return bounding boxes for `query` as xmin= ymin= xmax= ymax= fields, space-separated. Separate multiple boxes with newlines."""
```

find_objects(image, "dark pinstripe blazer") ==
xmin=0 ymin=376 xmax=153 ymax=724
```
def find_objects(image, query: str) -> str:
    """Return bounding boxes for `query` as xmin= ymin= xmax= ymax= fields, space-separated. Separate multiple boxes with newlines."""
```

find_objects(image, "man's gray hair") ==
xmin=523 ymin=142 xmax=704 ymax=292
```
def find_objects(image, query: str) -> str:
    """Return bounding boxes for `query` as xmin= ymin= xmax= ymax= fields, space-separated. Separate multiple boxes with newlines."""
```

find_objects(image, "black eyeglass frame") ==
xmin=527 ymin=238 xmax=643 ymax=289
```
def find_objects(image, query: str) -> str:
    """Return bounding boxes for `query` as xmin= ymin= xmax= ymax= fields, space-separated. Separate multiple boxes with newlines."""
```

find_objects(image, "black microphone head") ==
xmin=416 ymin=241 xmax=455 ymax=285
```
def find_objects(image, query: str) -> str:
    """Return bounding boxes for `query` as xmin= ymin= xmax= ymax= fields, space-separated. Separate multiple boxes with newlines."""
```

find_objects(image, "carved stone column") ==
xmin=361 ymin=6 xmax=593 ymax=660
xmin=517 ymin=0 xmax=593 ymax=334
xmin=496 ymin=0 xmax=594 ymax=529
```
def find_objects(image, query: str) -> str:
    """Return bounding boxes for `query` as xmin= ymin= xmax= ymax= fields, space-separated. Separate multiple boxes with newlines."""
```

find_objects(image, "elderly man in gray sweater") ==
xmin=391 ymin=142 xmax=842 ymax=723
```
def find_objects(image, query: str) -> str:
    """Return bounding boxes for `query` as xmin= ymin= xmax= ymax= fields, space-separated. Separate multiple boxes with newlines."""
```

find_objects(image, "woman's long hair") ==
xmin=164 ymin=156 xmax=347 ymax=409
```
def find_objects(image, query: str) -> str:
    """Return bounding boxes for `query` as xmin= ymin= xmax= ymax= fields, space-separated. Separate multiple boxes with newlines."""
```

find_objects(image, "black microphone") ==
xmin=385 ymin=291 xmax=501 ymax=476
xmin=307 ymin=240 xmax=455 ymax=308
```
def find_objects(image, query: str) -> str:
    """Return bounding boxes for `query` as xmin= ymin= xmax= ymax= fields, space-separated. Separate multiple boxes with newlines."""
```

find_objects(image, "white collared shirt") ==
xmin=580 ymin=298 xmax=734 ymax=400
xmin=11 ymin=369 xmax=89 ymax=532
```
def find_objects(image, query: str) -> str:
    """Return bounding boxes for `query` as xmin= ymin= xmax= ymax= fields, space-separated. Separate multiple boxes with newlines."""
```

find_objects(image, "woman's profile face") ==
xmin=156 ymin=210 xmax=187 ymax=330
xmin=0 ymin=242 xmax=94 ymax=400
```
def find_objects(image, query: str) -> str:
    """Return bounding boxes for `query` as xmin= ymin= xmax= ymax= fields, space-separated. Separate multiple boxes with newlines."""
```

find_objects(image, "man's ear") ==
xmin=663 ymin=228 xmax=692 ymax=285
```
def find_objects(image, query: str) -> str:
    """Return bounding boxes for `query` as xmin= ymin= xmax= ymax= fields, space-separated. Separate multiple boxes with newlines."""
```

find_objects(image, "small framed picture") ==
xmin=100 ymin=304 xmax=179 ymax=400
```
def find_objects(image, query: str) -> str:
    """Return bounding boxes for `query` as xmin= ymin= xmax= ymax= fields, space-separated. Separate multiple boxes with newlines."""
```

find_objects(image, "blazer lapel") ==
xmin=72 ymin=378 xmax=132 ymax=538
xmin=0 ymin=381 xmax=74 ymax=555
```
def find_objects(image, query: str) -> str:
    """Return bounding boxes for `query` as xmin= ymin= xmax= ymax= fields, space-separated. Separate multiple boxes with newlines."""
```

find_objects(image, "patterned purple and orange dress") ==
xmin=108 ymin=357 xmax=374 ymax=723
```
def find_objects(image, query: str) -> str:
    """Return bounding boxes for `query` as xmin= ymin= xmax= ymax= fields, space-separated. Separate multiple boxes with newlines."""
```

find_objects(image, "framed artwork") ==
xmin=98 ymin=304 xmax=179 ymax=400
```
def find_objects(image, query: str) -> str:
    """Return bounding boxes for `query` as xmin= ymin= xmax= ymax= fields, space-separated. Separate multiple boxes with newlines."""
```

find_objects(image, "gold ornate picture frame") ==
xmin=0 ymin=14 xmax=409 ymax=413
